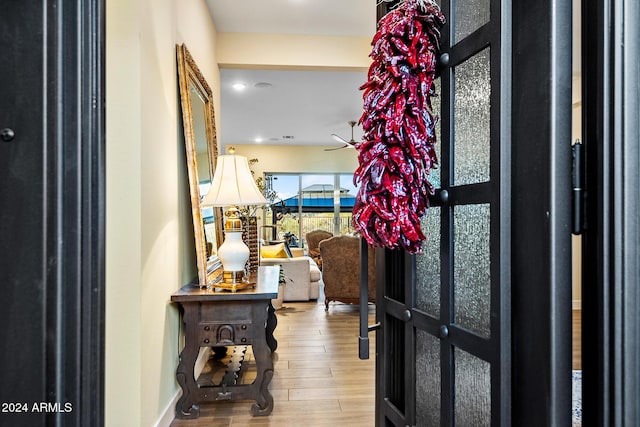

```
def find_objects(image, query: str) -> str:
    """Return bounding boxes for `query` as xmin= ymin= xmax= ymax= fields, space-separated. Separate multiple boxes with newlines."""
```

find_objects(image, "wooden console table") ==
xmin=171 ymin=265 xmax=279 ymax=418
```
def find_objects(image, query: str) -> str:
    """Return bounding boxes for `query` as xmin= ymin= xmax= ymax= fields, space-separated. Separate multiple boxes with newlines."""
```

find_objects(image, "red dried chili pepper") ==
xmin=353 ymin=0 xmax=445 ymax=254
xmin=388 ymin=146 xmax=414 ymax=183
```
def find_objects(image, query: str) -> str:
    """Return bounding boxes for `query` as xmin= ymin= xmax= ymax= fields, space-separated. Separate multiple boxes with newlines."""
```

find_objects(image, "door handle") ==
xmin=359 ymin=239 xmax=377 ymax=359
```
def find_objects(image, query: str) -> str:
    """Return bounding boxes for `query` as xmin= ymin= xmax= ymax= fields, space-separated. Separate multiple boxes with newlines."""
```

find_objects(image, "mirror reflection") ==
xmin=177 ymin=44 xmax=224 ymax=287
xmin=191 ymin=84 xmax=218 ymax=258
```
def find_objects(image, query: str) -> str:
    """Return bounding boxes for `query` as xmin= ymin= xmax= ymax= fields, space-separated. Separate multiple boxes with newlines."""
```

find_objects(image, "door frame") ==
xmin=45 ymin=1 xmax=106 ymax=424
xmin=511 ymin=0 xmax=574 ymax=424
xmin=581 ymin=0 xmax=640 ymax=424
xmin=0 ymin=1 xmax=106 ymax=425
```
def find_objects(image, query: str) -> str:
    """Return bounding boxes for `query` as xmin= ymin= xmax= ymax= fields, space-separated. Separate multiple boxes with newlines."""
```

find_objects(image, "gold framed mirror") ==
xmin=177 ymin=44 xmax=224 ymax=288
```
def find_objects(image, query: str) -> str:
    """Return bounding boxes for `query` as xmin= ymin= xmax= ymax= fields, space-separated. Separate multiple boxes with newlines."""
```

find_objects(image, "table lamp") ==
xmin=202 ymin=154 xmax=267 ymax=290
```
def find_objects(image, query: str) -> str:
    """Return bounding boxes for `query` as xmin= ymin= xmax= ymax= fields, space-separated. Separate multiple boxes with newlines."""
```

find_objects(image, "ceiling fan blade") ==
xmin=327 ymin=122 xmax=359 ymax=151
xmin=324 ymin=144 xmax=350 ymax=152
xmin=331 ymin=133 xmax=348 ymax=144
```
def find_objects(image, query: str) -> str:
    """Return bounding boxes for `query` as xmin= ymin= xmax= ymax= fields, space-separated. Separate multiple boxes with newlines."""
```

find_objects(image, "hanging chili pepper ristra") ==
xmin=353 ymin=0 xmax=445 ymax=254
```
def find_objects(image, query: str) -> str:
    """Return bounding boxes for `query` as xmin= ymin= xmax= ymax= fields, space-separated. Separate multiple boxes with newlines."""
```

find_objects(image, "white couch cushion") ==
xmin=260 ymin=256 xmax=316 ymax=301
xmin=309 ymin=264 xmax=321 ymax=283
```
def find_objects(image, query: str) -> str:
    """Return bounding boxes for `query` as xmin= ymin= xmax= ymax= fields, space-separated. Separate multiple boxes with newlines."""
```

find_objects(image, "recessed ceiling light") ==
xmin=254 ymin=137 xmax=263 ymax=143
xmin=232 ymin=83 xmax=247 ymax=91
xmin=254 ymin=82 xmax=273 ymax=89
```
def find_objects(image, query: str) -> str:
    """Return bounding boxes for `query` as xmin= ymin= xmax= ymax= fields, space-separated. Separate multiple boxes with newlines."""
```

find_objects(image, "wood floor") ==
xmin=170 ymin=303 xmax=582 ymax=426
xmin=573 ymin=309 xmax=581 ymax=370
xmin=170 ymin=300 xmax=377 ymax=426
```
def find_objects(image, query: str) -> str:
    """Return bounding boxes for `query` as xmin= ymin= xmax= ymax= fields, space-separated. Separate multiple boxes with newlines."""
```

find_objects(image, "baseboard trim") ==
xmin=154 ymin=347 xmax=212 ymax=427
xmin=572 ymin=300 xmax=582 ymax=311
xmin=155 ymin=389 xmax=181 ymax=427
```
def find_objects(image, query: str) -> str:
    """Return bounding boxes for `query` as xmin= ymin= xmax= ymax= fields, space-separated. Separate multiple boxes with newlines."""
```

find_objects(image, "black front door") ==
xmin=375 ymin=0 xmax=510 ymax=425
xmin=373 ymin=0 xmax=574 ymax=425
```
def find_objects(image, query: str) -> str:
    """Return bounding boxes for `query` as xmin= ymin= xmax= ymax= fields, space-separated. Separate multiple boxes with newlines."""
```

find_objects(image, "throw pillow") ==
xmin=268 ymin=240 xmax=293 ymax=258
xmin=290 ymin=248 xmax=305 ymax=258
xmin=261 ymin=243 xmax=289 ymax=258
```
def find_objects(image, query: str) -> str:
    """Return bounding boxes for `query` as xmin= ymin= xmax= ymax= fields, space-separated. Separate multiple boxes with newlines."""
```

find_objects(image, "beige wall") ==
xmin=231 ymin=144 xmax=359 ymax=175
xmin=217 ymin=33 xmax=371 ymax=70
xmin=106 ymin=0 xmax=219 ymax=426
xmin=106 ymin=1 xmax=142 ymax=424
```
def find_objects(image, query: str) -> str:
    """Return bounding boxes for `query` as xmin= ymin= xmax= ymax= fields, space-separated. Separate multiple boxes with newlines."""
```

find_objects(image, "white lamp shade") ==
xmin=202 ymin=155 xmax=268 ymax=207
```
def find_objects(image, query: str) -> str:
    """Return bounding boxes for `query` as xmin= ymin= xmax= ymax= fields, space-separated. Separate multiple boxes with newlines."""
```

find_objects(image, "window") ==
xmin=265 ymin=172 xmax=358 ymax=248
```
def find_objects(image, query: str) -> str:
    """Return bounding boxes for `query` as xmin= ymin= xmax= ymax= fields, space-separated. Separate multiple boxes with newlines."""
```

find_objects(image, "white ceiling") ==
xmin=219 ymin=68 xmax=367 ymax=146
xmin=206 ymin=0 xmax=376 ymax=148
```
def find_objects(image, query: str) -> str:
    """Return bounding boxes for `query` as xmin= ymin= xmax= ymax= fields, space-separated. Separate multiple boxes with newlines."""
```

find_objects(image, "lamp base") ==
xmin=214 ymin=270 xmax=255 ymax=292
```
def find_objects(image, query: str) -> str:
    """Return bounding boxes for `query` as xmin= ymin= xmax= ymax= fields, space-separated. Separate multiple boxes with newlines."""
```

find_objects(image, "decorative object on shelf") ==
xmin=353 ymin=0 xmax=445 ymax=254
xmin=242 ymin=215 xmax=259 ymax=274
xmin=202 ymin=154 xmax=268 ymax=290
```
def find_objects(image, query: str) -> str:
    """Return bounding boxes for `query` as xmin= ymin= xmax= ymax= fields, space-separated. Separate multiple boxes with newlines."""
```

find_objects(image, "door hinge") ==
xmin=572 ymin=139 xmax=586 ymax=234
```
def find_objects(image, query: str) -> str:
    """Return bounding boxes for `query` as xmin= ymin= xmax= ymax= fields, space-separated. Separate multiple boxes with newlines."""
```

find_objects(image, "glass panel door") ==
xmin=414 ymin=0 xmax=508 ymax=423
xmin=375 ymin=0 xmax=510 ymax=425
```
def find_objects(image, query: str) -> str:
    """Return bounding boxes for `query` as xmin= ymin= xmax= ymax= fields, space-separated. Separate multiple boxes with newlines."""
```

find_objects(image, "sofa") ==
xmin=259 ymin=243 xmax=322 ymax=301
xmin=319 ymin=235 xmax=376 ymax=310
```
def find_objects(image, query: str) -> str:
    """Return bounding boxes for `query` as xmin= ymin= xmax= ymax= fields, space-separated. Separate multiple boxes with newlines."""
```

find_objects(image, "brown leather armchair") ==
xmin=319 ymin=235 xmax=376 ymax=310
xmin=305 ymin=229 xmax=333 ymax=270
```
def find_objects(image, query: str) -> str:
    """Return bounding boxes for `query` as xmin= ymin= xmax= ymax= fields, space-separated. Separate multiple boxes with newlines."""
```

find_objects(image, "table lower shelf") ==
xmin=176 ymin=345 xmax=274 ymax=418
xmin=197 ymin=346 xmax=254 ymax=389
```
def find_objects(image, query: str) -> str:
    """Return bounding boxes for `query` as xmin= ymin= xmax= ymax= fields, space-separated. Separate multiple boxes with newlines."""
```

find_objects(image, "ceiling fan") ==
xmin=325 ymin=120 xmax=359 ymax=151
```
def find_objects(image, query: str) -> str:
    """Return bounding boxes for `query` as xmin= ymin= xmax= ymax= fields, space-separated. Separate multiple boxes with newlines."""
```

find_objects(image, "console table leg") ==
xmin=175 ymin=371 xmax=199 ymax=419
xmin=253 ymin=303 xmax=275 ymax=416
xmin=266 ymin=302 xmax=278 ymax=352
xmin=175 ymin=307 xmax=200 ymax=419
xmin=250 ymin=368 xmax=274 ymax=416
